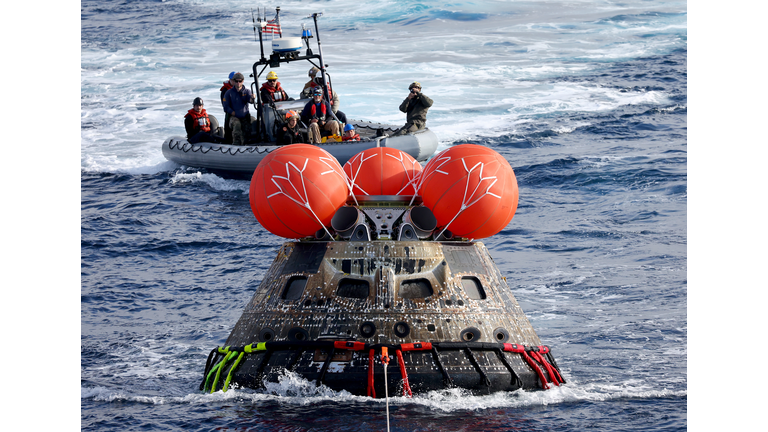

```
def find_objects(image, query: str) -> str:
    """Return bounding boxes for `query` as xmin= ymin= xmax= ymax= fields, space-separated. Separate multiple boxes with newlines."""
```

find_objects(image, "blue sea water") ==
xmin=75 ymin=0 xmax=692 ymax=430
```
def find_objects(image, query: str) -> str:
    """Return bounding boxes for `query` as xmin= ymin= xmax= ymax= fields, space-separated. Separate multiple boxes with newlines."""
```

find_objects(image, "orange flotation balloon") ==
xmin=419 ymin=144 xmax=518 ymax=239
xmin=250 ymin=144 xmax=349 ymax=238
xmin=343 ymin=147 xmax=422 ymax=196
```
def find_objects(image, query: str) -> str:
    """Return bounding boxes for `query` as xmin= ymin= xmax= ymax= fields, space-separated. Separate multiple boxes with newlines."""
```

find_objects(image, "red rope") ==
xmin=530 ymin=351 xmax=560 ymax=386
xmin=536 ymin=346 xmax=564 ymax=384
xmin=367 ymin=348 xmax=376 ymax=398
xmin=503 ymin=343 xmax=550 ymax=389
xmin=395 ymin=349 xmax=413 ymax=397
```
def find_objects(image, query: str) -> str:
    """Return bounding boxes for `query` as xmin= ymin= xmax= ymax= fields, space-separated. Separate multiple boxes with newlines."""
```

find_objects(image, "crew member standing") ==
xmin=223 ymin=72 xmax=255 ymax=146
xmin=220 ymin=71 xmax=236 ymax=143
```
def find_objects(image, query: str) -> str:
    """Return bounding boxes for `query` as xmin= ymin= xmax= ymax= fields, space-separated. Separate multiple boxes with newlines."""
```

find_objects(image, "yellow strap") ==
xmin=210 ymin=351 xmax=237 ymax=393
xmin=223 ymin=352 xmax=246 ymax=392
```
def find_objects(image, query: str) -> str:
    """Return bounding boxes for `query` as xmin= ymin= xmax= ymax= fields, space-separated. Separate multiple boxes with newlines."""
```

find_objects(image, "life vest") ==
xmin=186 ymin=108 xmax=211 ymax=133
xmin=310 ymin=102 xmax=327 ymax=120
xmin=260 ymin=82 xmax=287 ymax=102
xmin=342 ymin=133 xmax=360 ymax=141
xmin=220 ymin=81 xmax=233 ymax=92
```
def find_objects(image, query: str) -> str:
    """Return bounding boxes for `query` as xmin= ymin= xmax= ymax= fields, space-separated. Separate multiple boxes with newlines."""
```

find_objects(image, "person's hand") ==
xmin=311 ymin=118 xmax=318 ymax=123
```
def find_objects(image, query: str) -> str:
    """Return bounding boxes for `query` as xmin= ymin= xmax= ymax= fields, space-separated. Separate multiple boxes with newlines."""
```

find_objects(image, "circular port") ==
xmin=394 ymin=321 xmax=411 ymax=338
xmin=288 ymin=327 xmax=309 ymax=342
xmin=259 ymin=328 xmax=276 ymax=342
xmin=360 ymin=321 xmax=377 ymax=338
xmin=460 ymin=327 xmax=482 ymax=342
xmin=493 ymin=328 xmax=510 ymax=343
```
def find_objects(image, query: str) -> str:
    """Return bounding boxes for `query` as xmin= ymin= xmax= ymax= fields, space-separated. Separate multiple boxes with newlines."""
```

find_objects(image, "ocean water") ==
xmin=76 ymin=0 xmax=689 ymax=430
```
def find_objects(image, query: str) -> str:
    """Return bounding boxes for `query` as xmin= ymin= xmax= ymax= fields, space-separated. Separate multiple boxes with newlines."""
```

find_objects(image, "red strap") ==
xmin=503 ymin=343 xmax=561 ymax=389
xmin=334 ymin=341 xmax=366 ymax=351
xmin=503 ymin=343 xmax=525 ymax=353
xmin=395 ymin=350 xmax=413 ymax=397
xmin=520 ymin=350 xmax=550 ymax=390
xmin=400 ymin=342 xmax=432 ymax=351
xmin=367 ymin=349 xmax=376 ymax=398
xmin=530 ymin=351 xmax=560 ymax=386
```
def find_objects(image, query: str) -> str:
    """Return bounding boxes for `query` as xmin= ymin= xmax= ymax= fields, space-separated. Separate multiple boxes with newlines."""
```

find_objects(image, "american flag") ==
xmin=263 ymin=18 xmax=282 ymax=36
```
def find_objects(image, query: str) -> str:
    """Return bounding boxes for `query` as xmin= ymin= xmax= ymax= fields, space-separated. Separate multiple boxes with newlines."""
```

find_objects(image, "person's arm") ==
xmin=418 ymin=93 xmax=433 ymax=107
xmin=399 ymin=97 xmax=410 ymax=113
xmin=184 ymin=115 xmax=195 ymax=138
xmin=223 ymin=92 xmax=235 ymax=116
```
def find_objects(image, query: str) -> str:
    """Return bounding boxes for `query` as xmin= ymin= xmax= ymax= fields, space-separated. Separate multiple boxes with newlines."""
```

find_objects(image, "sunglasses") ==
xmin=267 ymin=79 xmax=277 ymax=82
xmin=234 ymin=79 xmax=243 ymax=83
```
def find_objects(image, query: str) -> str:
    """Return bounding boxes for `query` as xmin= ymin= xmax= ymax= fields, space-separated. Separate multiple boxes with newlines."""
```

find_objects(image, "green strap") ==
xmin=210 ymin=351 xmax=238 ymax=393
xmin=222 ymin=352 xmax=246 ymax=392
xmin=204 ymin=357 xmax=224 ymax=392
xmin=203 ymin=343 xmax=264 ymax=392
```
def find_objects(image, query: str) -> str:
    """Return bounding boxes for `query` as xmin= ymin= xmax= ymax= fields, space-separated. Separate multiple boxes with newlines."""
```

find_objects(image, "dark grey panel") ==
xmin=282 ymin=243 xmax=328 ymax=274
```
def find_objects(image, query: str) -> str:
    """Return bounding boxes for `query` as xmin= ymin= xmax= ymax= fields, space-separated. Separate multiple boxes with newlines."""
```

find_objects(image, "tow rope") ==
xmin=381 ymin=347 xmax=391 ymax=432
xmin=201 ymin=340 xmax=564 ymax=394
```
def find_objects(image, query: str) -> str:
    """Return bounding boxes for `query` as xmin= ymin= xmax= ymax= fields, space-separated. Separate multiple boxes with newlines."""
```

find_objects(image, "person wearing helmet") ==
xmin=184 ymin=97 xmax=223 ymax=144
xmin=223 ymin=72 xmax=256 ymax=145
xmin=392 ymin=81 xmax=433 ymax=136
xmin=219 ymin=71 xmax=236 ymax=143
xmin=300 ymin=87 xmax=340 ymax=144
xmin=341 ymin=123 xmax=360 ymax=141
xmin=277 ymin=110 xmax=307 ymax=145
xmin=260 ymin=70 xmax=291 ymax=104
xmin=301 ymin=74 xmax=339 ymax=110
xmin=301 ymin=66 xmax=321 ymax=96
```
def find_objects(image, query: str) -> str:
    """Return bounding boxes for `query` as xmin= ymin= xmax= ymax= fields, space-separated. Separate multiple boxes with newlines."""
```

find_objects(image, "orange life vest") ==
xmin=186 ymin=108 xmax=211 ymax=133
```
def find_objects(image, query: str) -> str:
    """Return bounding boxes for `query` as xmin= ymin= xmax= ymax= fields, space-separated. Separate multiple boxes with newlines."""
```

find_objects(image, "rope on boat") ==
xmin=166 ymin=138 xmax=273 ymax=155
xmin=200 ymin=340 xmax=565 ymax=394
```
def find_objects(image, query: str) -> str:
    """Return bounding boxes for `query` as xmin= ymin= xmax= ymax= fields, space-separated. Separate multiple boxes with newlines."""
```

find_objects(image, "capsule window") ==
xmin=283 ymin=276 xmax=308 ymax=300
xmin=336 ymin=278 xmax=370 ymax=299
xmin=461 ymin=276 xmax=487 ymax=300
xmin=399 ymin=278 xmax=434 ymax=299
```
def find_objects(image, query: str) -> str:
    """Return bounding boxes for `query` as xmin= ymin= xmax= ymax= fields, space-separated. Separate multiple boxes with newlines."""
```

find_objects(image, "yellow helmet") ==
xmin=266 ymin=71 xmax=278 ymax=80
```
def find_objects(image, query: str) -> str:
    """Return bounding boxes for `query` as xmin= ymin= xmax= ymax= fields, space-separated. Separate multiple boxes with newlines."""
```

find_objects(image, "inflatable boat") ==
xmin=200 ymin=140 xmax=565 ymax=397
xmin=161 ymin=8 xmax=438 ymax=174
xmin=162 ymin=116 xmax=439 ymax=174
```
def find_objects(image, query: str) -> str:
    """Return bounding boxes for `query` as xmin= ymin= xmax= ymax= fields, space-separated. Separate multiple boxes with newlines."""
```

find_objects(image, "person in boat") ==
xmin=260 ymin=71 xmax=291 ymax=104
xmin=223 ymin=72 xmax=256 ymax=146
xmin=277 ymin=110 xmax=307 ymax=145
xmin=301 ymin=87 xmax=340 ymax=144
xmin=184 ymin=97 xmax=223 ymax=144
xmin=301 ymin=73 xmax=348 ymax=125
xmin=219 ymin=71 xmax=236 ymax=143
xmin=392 ymin=81 xmax=433 ymax=136
xmin=302 ymin=75 xmax=339 ymax=112
xmin=341 ymin=123 xmax=360 ymax=141
xmin=301 ymin=67 xmax=320 ymax=97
